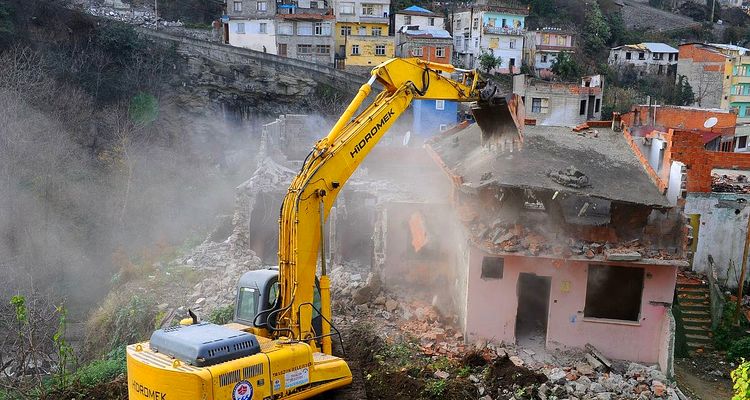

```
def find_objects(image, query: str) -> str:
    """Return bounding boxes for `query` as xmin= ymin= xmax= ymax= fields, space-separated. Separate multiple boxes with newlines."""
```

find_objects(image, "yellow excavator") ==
xmin=126 ymin=57 xmax=515 ymax=400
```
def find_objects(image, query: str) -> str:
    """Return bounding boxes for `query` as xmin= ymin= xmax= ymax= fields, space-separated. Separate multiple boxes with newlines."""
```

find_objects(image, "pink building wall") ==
xmin=464 ymin=245 xmax=678 ymax=366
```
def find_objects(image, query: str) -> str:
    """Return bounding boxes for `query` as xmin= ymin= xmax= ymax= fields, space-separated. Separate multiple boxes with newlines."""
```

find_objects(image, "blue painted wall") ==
xmin=413 ymin=100 xmax=458 ymax=136
xmin=482 ymin=12 xmax=525 ymax=29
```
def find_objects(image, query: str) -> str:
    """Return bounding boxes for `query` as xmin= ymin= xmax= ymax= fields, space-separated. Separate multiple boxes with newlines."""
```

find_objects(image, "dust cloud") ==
xmin=0 ymin=48 xmax=266 ymax=320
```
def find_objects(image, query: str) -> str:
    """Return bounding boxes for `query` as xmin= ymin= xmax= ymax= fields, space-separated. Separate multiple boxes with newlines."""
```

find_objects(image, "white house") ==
xmin=394 ymin=5 xmax=443 ymax=32
xmin=225 ymin=0 xmax=278 ymax=54
xmin=608 ymin=42 xmax=678 ymax=76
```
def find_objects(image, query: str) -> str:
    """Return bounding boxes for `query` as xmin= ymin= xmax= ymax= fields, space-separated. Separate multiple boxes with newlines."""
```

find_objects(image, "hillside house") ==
xmin=523 ymin=27 xmax=576 ymax=76
xmin=513 ymin=74 xmax=603 ymax=126
xmin=608 ymin=42 xmax=678 ymax=76
xmin=224 ymin=0 xmax=277 ymax=53
xmin=393 ymin=5 xmax=444 ymax=32
xmin=451 ymin=0 xmax=528 ymax=73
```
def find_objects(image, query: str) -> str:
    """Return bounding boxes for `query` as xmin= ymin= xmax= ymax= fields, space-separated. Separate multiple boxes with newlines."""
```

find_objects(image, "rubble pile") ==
xmin=538 ymin=362 xmax=678 ymax=400
xmin=172 ymin=240 xmax=262 ymax=315
xmin=72 ymin=0 xmax=218 ymax=41
xmin=465 ymin=217 xmax=680 ymax=261
xmin=712 ymin=173 xmax=750 ymax=194
xmin=546 ymin=166 xmax=591 ymax=188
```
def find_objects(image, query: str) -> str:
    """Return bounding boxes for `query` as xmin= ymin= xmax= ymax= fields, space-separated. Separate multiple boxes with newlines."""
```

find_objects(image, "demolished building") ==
xmin=422 ymin=119 xmax=687 ymax=372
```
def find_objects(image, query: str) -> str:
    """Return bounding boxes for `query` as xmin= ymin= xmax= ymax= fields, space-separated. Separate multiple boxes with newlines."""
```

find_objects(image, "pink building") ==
xmin=417 ymin=120 xmax=686 ymax=372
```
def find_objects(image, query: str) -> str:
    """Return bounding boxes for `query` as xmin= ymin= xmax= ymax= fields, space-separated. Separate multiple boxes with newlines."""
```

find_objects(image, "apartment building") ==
xmin=676 ymin=43 xmax=750 ymax=152
xmin=451 ymin=0 xmax=529 ymax=73
xmin=333 ymin=0 xmax=392 ymax=69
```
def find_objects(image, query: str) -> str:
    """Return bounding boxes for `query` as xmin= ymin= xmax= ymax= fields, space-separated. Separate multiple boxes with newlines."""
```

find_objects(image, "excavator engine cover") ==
xmin=150 ymin=322 xmax=260 ymax=367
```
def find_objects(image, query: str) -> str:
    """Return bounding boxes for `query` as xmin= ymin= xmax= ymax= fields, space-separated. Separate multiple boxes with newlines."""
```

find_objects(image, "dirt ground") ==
xmin=674 ymin=356 xmax=734 ymax=400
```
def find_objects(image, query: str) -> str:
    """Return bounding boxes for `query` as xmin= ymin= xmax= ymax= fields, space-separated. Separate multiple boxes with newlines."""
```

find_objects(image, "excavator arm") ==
xmin=275 ymin=57 xmax=508 ymax=353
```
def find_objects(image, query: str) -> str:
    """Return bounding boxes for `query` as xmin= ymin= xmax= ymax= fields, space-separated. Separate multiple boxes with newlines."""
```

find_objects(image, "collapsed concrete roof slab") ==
xmin=428 ymin=123 xmax=671 ymax=208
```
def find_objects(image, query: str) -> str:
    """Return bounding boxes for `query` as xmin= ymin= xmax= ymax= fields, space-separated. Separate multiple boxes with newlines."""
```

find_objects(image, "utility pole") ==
xmin=710 ymin=0 xmax=716 ymax=24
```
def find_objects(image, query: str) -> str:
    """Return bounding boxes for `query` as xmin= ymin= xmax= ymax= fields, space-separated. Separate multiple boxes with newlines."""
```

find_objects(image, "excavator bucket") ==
xmin=471 ymin=79 xmax=525 ymax=151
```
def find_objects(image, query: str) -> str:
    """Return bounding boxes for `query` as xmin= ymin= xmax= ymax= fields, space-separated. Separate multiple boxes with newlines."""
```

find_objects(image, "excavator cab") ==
xmin=235 ymin=268 xmax=323 ymax=339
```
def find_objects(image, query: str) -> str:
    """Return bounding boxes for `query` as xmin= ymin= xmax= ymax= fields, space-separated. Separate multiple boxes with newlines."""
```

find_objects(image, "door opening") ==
xmin=515 ymin=273 xmax=551 ymax=346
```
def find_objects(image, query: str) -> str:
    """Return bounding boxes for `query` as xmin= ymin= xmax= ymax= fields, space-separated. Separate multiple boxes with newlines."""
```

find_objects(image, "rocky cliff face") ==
xmin=174 ymin=54 xmax=321 ymax=117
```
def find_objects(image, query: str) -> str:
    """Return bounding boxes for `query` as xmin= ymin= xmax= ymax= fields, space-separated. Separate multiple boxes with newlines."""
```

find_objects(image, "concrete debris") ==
xmin=72 ymin=1 xmax=220 ymax=41
xmin=604 ymin=250 xmax=643 ymax=261
xmin=712 ymin=172 xmax=750 ymax=193
xmin=547 ymin=166 xmax=591 ymax=188
xmin=433 ymin=370 xmax=450 ymax=379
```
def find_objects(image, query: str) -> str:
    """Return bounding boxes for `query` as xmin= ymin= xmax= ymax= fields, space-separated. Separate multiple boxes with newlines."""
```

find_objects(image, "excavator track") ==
xmin=313 ymin=327 xmax=367 ymax=400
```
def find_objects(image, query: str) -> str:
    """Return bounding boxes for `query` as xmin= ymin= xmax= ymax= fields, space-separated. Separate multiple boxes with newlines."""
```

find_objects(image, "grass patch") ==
xmin=74 ymin=346 xmax=127 ymax=387
xmin=85 ymin=292 xmax=157 ymax=360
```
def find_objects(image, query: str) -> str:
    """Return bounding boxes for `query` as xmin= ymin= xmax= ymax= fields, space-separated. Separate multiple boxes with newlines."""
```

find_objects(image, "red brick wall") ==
xmin=669 ymin=130 xmax=750 ymax=193
xmin=622 ymin=105 xmax=736 ymax=133
xmin=414 ymin=44 xmax=453 ymax=64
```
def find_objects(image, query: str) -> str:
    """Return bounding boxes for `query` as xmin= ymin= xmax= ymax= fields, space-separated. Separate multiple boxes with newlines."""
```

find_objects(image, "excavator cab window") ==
xmin=268 ymin=281 xmax=280 ymax=307
xmin=236 ymin=287 xmax=257 ymax=322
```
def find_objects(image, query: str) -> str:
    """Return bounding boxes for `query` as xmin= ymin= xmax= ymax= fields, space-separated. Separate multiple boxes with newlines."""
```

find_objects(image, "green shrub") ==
xmin=424 ymin=379 xmax=447 ymax=397
xmin=85 ymin=293 xmax=157 ymax=360
xmin=74 ymin=347 xmax=127 ymax=387
xmin=732 ymin=359 xmax=750 ymax=400
xmin=730 ymin=338 xmax=750 ymax=363
xmin=208 ymin=305 xmax=235 ymax=325
xmin=715 ymin=302 xmax=748 ymax=351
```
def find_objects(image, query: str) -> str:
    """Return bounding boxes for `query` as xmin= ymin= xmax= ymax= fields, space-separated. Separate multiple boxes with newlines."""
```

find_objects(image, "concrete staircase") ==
xmin=676 ymin=277 xmax=713 ymax=352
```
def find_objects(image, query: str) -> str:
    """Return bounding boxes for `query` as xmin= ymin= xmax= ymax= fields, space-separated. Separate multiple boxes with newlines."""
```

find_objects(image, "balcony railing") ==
xmin=359 ymin=15 xmax=389 ymax=23
xmin=483 ymin=25 xmax=525 ymax=35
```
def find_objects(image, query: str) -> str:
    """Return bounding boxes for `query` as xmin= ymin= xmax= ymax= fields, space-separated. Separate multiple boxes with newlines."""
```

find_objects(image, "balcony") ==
xmin=731 ymin=94 xmax=750 ymax=102
xmin=483 ymin=25 xmax=525 ymax=35
xmin=537 ymin=44 xmax=574 ymax=52
xmin=733 ymin=75 xmax=750 ymax=84
xmin=359 ymin=14 xmax=389 ymax=24
xmin=276 ymin=4 xmax=333 ymax=18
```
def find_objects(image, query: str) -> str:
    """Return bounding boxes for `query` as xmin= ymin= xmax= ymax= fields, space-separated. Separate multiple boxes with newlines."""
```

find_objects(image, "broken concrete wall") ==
xmin=262 ymin=114 xmax=323 ymax=161
xmin=666 ymin=161 xmax=684 ymax=205
xmin=684 ymin=192 xmax=750 ymax=288
xmin=463 ymin=246 xmax=678 ymax=368
xmin=658 ymin=308 xmax=676 ymax=378
xmin=382 ymin=202 xmax=461 ymax=317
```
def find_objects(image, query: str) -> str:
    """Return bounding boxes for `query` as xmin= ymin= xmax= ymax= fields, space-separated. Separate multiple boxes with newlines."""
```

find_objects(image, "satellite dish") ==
xmin=403 ymin=131 xmax=411 ymax=146
xmin=704 ymin=117 xmax=718 ymax=129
